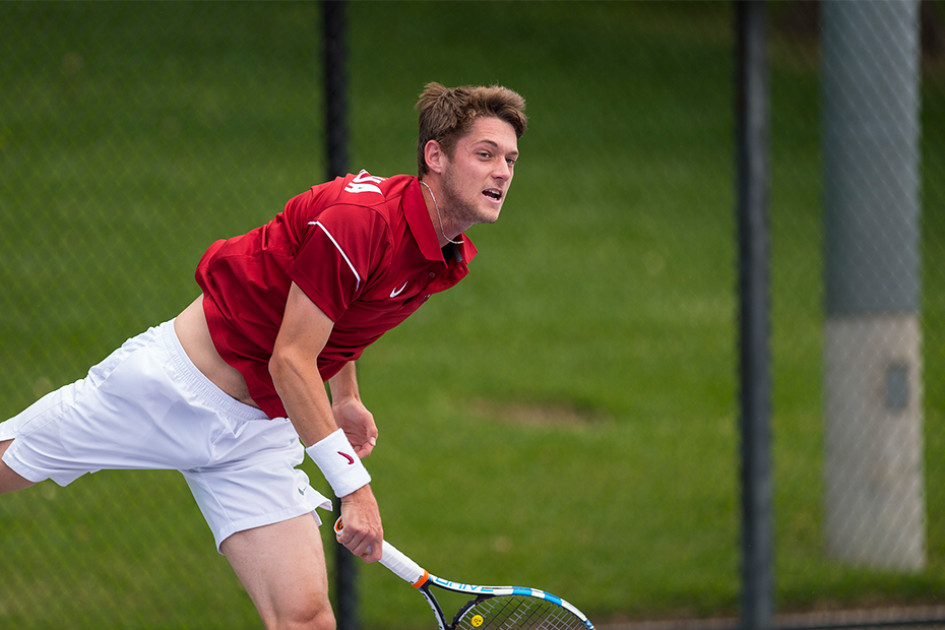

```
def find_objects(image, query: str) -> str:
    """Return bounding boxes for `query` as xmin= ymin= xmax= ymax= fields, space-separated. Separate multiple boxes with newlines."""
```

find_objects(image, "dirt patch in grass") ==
xmin=469 ymin=398 xmax=605 ymax=428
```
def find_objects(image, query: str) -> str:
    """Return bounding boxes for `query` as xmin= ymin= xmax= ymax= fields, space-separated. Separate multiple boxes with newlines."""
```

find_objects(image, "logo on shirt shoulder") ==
xmin=389 ymin=281 xmax=409 ymax=298
xmin=344 ymin=170 xmax=385 ymax=195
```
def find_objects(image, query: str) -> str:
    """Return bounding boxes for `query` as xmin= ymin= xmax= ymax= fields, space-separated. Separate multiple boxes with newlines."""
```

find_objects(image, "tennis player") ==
xmin=0 ymin=82 xmax=526 ymax=629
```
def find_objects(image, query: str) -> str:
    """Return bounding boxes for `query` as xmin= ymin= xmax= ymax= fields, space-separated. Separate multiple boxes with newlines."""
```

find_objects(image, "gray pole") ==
xmin=736 ymin=2 xmax=773 ymax=629
xmin=821 ymin=0 xmax=925 ymax=571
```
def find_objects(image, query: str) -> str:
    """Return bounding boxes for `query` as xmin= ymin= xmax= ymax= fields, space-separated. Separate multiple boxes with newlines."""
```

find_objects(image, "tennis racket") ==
xmin=334 ymin=518 xmax=595 ymax=629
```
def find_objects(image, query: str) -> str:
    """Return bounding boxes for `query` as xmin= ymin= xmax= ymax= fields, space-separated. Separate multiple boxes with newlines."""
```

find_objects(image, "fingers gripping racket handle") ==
xmin=333 ymin=518 xmax=429 ymax=587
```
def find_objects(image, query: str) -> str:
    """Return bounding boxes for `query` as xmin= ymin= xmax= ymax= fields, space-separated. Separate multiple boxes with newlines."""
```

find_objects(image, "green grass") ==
xmin=0 ymin=2 xmax=943 ymax=629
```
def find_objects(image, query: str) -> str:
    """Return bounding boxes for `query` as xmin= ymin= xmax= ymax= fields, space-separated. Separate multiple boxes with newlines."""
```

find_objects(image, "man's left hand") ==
xmin=332 ymin=397 xmax=378 ymax=458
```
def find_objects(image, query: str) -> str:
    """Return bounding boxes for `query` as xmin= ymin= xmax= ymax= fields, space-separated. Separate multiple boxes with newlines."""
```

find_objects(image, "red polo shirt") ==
xmin=195 ymin=171 xmax=477 ymax=419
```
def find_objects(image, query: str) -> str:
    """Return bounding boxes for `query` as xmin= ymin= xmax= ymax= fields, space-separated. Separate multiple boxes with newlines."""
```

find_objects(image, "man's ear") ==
xmin=424 ymin=140 xmax=445 ymax=175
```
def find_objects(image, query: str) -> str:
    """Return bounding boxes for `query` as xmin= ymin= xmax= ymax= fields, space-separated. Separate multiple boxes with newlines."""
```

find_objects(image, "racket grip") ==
xmin=379 ymin=539 xmax=428 ymax=587
xmin=333 ymin=517 xmax=428 ymax=587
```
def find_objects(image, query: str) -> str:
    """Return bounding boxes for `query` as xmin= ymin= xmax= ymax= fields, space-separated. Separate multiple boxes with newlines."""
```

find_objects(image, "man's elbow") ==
xmin=268 ymin=344 xmax=307 ymax=385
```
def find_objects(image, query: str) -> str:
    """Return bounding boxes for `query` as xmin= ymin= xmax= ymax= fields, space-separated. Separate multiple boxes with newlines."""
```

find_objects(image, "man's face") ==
xmin=439 ymin=116 xmax=519 ymax=227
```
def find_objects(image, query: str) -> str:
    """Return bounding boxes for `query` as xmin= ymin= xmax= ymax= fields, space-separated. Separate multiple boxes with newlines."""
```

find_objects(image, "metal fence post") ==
xmin=322 ymin=2 xmax=359 ymax=629
xmin=324 ymin=0 xmax=350 ymax=181
xmin=736 ymin=2 xmax=773 ymax=629
xmin=821 ymin=0 xmax=925 ymax=572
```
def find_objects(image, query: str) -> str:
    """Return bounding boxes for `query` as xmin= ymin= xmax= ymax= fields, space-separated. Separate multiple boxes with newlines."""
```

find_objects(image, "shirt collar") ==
xmin=404 ymin=178 xmax=478 ymax=264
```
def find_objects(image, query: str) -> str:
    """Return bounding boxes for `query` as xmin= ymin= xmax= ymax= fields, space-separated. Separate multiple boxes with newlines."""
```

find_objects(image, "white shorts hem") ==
xmin=1 ymin=447 xmax=54 ymax=485
xmin=215 ymin=499 xmax=333 ymax=554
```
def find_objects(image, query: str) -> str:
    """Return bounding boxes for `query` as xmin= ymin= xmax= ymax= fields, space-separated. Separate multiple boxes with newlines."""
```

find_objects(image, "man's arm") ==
xmin=328 ymin=362 xmax=378 ymax=459
xmin=270 ymin=282 xmax=382 ymax=561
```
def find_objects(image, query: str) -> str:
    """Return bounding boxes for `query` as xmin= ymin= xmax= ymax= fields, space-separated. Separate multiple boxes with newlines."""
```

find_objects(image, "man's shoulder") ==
xmin=284 ymin=171 xmax=414 ymax=230
xmin=322 ymin=171 xmax=415 ymax=205
xmin=294 ymin=171 xmax=413 ymax=221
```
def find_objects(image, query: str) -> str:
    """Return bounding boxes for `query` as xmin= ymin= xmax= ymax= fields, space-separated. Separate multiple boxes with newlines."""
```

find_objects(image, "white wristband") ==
xmin=306 ymin=429 xmax=371 ymax=497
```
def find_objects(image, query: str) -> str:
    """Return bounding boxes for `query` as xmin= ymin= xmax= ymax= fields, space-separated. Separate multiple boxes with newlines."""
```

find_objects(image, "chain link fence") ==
xmin=770 ymin=1 xmax=945 ymax=625
xmin=1 ymin=3 xmax=324 ymax=628
xmin=0 ymin=2 xmax=943 ymax=629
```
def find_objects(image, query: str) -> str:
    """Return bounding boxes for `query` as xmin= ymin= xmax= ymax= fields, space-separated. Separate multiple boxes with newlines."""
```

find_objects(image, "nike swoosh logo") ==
xmin=390 ymin=281 xmax=409 ymax=298
xmin=338 ymin=451 xmax=355 ymax=465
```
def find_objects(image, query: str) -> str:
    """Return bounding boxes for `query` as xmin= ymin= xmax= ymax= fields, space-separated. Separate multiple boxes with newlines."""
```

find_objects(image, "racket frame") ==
xmin=422 ymin=575 xmax=594 ymax=629
xmin=333 ymin=518 xmax=594 ymax=629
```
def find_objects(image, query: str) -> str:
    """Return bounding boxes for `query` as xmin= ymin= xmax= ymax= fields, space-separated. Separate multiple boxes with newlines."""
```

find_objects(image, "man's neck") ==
xmin=419 ymin=178 xmax=464 ymax=248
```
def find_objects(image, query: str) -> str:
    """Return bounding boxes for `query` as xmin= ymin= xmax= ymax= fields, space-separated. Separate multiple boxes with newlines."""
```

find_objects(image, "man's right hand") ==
xmin=336 ymin=485 xmax=383 ymax=563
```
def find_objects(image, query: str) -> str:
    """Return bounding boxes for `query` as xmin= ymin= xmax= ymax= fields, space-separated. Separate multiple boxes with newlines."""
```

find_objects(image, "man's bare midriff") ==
xmin=174 ymin=296 xmax=260 ymax=408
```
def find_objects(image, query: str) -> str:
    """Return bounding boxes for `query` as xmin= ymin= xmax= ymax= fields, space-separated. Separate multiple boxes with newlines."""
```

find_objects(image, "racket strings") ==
xmin=454 ymin=594 xmax=586 ymax=630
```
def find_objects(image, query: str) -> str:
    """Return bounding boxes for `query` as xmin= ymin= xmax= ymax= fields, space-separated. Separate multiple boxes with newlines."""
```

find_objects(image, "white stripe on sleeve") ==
xmin=308 ymin=221 xmax=361 ymax=292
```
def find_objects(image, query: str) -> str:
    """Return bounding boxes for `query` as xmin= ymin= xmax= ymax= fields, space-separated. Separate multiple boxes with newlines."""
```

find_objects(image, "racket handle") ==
xmin=333 ymin=517 xmax=429 ymax=587
xmin=379 ymin=539 xmax=428 ymax=587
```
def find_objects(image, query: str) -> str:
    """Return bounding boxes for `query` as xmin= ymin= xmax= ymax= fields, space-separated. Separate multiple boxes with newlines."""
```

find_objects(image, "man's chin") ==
xmin=479 ymin=204 xmax=503 ymax=224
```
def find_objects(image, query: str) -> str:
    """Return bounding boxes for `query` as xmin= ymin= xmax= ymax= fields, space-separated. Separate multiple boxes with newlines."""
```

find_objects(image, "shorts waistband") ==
xmin=158 ymin=320 xmax=270 ymax=422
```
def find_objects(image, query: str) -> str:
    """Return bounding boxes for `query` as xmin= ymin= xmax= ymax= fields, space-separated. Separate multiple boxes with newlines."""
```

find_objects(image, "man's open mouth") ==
xmin=483 ymin=188 xmax=503 ymax=201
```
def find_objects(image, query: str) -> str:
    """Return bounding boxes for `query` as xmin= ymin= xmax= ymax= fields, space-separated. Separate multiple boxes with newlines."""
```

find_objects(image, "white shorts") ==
xmin=0 ymin=320 xmax=331 ymax=551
